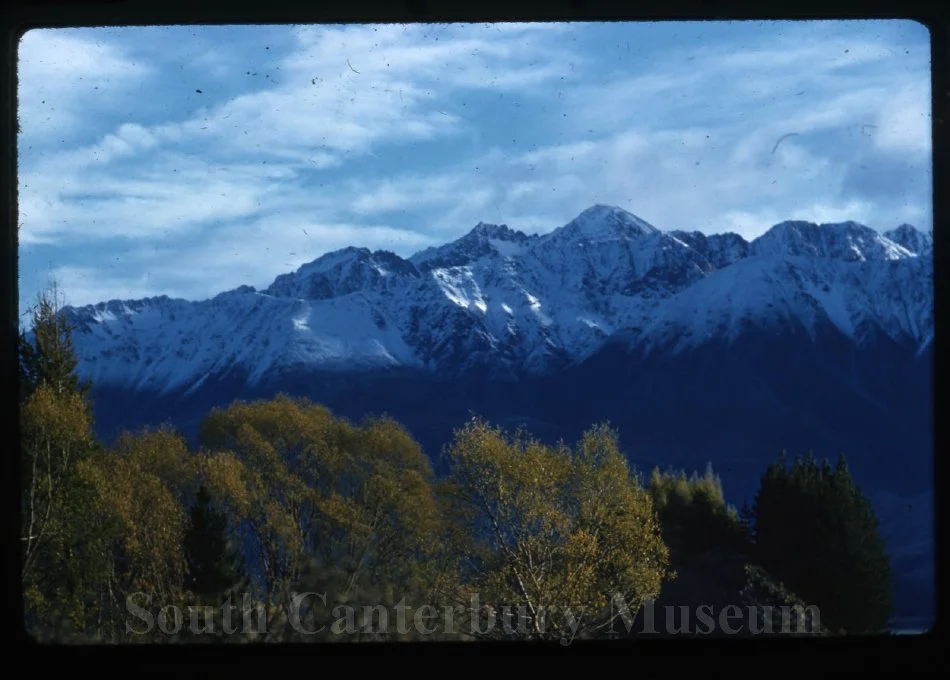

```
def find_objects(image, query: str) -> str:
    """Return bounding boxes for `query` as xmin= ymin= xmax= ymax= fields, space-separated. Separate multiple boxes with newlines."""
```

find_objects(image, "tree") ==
xmin=739 ymin=565 xmax=826 ymax=635
xmin=174 ymin=485 xmax=250 ymax=644
xmin=20 ymin=385 xmax=96 ymax=583
xmin=20 ymin=384 xmax=113 ymax=640
xmin=19 ymin=285 xmax=107 ymax=640
xmin=78 ymin=427 xmax=196 ymax=642
xmin=640 ymin=464 xmax=757 ymax=635
xmin=303 ymin=414 xmax=443 ymax=597
xmin=199 ymin=396 xmax=350 ymax=622
xmin=749 ymin=452 xmax=893 ymax=633
xmin=288 ymin=415 xmax=448 ymax=643
xmin=19 ymin=283 xmax=90 ymax=400
xmin=199 ymin=396 xmax=443 ymax=641
xmin=183 ymin=485 xmax=247 ymax=604
xmin=648 ymin=463 xmax=748 ymax=555
xmin=439 ymin=419 xmax=671 ymax=643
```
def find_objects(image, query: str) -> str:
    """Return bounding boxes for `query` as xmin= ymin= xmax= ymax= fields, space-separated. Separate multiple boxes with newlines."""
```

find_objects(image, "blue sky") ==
xmin=17 ymin=19 xmax=931 ymax=316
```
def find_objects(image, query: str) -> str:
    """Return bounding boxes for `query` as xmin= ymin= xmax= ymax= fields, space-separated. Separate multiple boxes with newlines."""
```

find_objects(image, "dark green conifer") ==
xmin=750 ymin=452 xmax=893 ymax=633
xmin=182 ymin=485 xmax=247 ymax=605
xmin=19 ymin=283 xmax=90 ymax=400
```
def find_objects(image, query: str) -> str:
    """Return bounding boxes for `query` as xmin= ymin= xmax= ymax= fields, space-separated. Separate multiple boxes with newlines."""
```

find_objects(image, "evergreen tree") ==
xmin=739 ymin=565 xmax=826 ymax=635
xmin=19 ymin=283 xmax=90 ymax=400
xmin=749 ymin=452 xmax=893 ymax=633
xmin=183 ymin=485 xmax=246 ymax=604
xmin=647 ymin=463 xmax=748 ymax=555
xmin=19 ymin=284 xmax=108 ymax=639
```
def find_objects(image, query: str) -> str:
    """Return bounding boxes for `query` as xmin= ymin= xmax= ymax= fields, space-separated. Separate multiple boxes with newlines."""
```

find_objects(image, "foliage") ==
xmin=739 ymin=565 xmax=826 ymax=635
xmin=312 ymin=414 xmax=443 ymax=599
xmin=641 ymin=463 xmax=745 ymax=635
xmin=20 ymin=388 xmax=112 ymax=639
xmin=199 ymin=396 xmax=335 ymax=611
xmin=438 ymin=419 xmax=671 ymax=643
xmin=183 ymin=485 xmax=247 ymax=603
xmin=749 ymin=452 xmax=893 ymax=633
xmin=19 ymin=281 xmax=892 ymax=642
xmin=19 ymin=286 xmax=109 ymax=640
xmin=18 ymin=284 xmax=90 ymax=400
xmin=199 ymin=397 xmax=443 ymax=641
xmin=648 ymin=463 xmax=749 ymax=554
xmin=20 ymin=385 xmax=97 ymax=580
xmin=78 ymin=427 xmax=195 ymax=641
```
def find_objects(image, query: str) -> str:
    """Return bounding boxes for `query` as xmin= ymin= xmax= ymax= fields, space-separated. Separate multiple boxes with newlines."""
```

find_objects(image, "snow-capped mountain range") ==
xmin=54 ymin=204 xmax=935 ymax=628
xmin=65 ymin=204 xmax=933 ymax=396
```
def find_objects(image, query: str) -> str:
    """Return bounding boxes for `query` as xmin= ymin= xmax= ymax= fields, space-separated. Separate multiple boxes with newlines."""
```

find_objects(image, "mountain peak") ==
xmin=61 ymin=204 xmax=932 ymax=430
xmin=884 ymin=224 xmax=932 ymax=256
xmin=751 ymin=220 xmax=914 ymax=262
xmin=467 ymin=222 xmax=526 ymax=241
xmin=264 ymin=246 xmax=416 ymax=299
xmin=581 ymin=203 xmax=634 ymax=216
xmin=410 ymin=221 xmax=533 ymax=270
xmin=549 ymin=204 xmax=659 ymax=243
xmin=287 ymin=246 xmax=373 ymax=275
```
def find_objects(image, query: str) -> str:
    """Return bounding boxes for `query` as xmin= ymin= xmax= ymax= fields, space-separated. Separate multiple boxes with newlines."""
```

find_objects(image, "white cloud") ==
xmin=18 ymin=29 xmax=149 ymax=145
xmin=19 ymin=149 xmax=303 ymax=243
xmin=717 ymin=209 xmax=785 ymax=240
xmin=789 ymin=200 xmax=874 ymax=226
xmin=30 ymin=218 xmax=439 ymax=307
xmin=23 ymin=265 xmax=177 ymax=309
xmin=873 ymin=82 xmax=932 ymax=155
xmin=516 ymin=140 xmax=601 ymax=167
xmin=17 ymin=21 xmax=932 ymax=312
xmin=18 ymin=22 xmax=581 ymax=249
xmin=286 ymin=23 xmax=576 ymax=91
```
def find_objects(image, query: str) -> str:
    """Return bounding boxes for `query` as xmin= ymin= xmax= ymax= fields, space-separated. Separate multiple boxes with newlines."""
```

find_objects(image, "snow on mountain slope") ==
xmin=633 ymin=253 xmax=931 ymax=356
xmin=66 ymin=286 xmax=423 ymax=394
xmin=62 ymin=206 xmax=933 ymax=393
xmin=669 ymin=230 xmax=750 ymax=269
xmin=60 ymin=205 xmax=932 ymax=631
xmin=884 ymin=224 xmax=933 ymax=256
xmin=265 ymin=246 xmax=421 ymax=299
xmin=749 ymin=220 xmax=914 ymax=261
xmin=538 ymin=204 xmax=659 ymax=244
xmin=629 ymin=218 xmax=932 ymax=356
xmin=411 ymin=222 xmax=537 ymax=272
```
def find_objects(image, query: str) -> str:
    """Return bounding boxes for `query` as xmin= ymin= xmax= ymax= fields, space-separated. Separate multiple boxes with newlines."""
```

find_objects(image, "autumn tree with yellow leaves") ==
xmin=198 ymin=397 xmax=444 ymax=641
xmin=83 ymin=427 xmax=199 ymax=641
xmin=21 ymin=286 xmax=766 ymax=645
xmin=437 ymin=419 xmax=672 ymax=644
xmin=19 ymin=287 xmax=110 ymax=640
xmin=20 ymin=286 xmax=208 ymax=642
xmin=20 ymin=382 xmax=108 ymax=638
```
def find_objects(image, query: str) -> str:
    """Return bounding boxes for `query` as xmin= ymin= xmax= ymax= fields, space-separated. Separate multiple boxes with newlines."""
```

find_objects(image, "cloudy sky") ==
xmin=17 ymin=19 xmax=931 ymax=315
